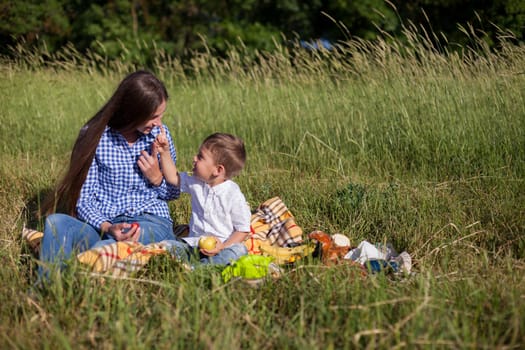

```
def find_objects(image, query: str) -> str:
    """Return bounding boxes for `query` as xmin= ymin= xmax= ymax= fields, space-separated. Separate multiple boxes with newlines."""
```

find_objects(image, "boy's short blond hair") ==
xmin=201 ymin=133 xmax=246 ymax=178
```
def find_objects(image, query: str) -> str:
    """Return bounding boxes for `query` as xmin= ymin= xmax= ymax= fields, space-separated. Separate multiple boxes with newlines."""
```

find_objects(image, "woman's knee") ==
xmin=45 ymin=213 xmax=70 ymax=228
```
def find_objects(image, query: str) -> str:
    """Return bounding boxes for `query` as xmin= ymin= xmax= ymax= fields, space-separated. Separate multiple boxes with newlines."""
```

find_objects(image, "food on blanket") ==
xmin=199 ymin=236 xmax=217 ymax=250
xmin=309 ymin=230 xmax=352 ymax=265
xmin=332 ymin=233 xmax=351 ymax=247
xmin=259 ymin=243 xmax=316 ymax=265
xmin=122 ymin=222 xmax=139 ymax=234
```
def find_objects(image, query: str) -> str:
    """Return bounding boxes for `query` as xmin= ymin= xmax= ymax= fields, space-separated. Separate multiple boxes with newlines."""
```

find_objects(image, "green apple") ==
xmin=199 ymin=236 xmax=217 ymax=250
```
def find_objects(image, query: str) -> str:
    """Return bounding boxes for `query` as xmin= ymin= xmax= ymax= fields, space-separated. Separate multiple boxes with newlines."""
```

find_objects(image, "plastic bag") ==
xmin=222 ymin=255 xmax=277 ymax=283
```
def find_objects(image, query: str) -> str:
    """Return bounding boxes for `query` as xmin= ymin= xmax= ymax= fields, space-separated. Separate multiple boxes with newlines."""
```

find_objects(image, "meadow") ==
xmin=0 ymin=30 xmax=524 ymax=349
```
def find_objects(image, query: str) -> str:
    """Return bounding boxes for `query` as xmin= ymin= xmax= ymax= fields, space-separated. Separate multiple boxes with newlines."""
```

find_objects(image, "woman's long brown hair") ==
xmin=40 ymin=70 xmax=168 ymax=217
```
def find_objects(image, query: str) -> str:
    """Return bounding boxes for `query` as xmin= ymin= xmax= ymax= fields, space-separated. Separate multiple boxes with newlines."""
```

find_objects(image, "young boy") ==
xmin=155 ymin=128 xmax=251 ymax=266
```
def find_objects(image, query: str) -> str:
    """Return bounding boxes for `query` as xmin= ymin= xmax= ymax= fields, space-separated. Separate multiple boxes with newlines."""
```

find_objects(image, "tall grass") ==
xmin=0 ymin=27 xmax=524 ymax=348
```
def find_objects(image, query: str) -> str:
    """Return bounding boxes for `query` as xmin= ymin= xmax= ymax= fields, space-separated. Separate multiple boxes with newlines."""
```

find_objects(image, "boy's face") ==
xmin=192 ymin=147 xmax=221 ymax=183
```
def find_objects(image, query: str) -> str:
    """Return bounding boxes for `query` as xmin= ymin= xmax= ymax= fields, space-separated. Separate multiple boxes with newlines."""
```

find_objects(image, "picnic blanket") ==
xmin=22 ymin=197 xmax=310 ymax=277
xmin=76 ymin=241 xmax=170 ymax=276
xmin=21 ymin=227 xmax=44 ymax=255
xmin=245 ymin=196 xmax=304 ymax=254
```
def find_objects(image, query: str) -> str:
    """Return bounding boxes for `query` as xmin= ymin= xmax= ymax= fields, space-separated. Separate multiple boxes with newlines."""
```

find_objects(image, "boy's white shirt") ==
xmin=179 ymin=172 xmax=251 ymax=247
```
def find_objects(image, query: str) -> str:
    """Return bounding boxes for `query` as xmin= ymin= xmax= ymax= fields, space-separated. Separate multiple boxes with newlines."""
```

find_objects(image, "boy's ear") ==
xmin=214 ymin=164 xmax=226 ymax=177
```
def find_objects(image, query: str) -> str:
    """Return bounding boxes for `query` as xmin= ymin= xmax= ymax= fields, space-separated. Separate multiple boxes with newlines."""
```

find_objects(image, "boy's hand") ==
xmin=154 ymin=125 xmax=170 ymax=154
xmin=200 ymin=237 xmax=223 ymax=256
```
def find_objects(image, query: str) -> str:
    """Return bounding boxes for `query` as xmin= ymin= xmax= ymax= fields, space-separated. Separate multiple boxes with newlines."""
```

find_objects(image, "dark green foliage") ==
xmin=1 ymin=0 xmax=524 ymax=65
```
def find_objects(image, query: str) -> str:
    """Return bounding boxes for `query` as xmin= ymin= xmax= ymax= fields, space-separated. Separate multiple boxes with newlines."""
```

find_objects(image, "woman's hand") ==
xmin=200 ymin=237 xmax=224 ymax=257
xmin=138 ymin=143 xmax=163 ymax=186
xmin=105 ymin=222 xmax=141 ymax=242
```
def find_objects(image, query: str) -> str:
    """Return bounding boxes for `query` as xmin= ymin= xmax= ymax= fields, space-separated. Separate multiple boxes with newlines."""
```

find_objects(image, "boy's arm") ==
xmin=155 ymin=125 xmax=180 ymax=186
xmin=222 ymin=231 xmax=250 ymax=248
xmin=200 ymin=188 xmax=251 ymax=256
xmin=213 ymin=192 xmax=251 ymax=250
xmin=201 ymin=231 xmax=249 ymax=256
xmin=158 ymin=151 xmax=180 ymax=186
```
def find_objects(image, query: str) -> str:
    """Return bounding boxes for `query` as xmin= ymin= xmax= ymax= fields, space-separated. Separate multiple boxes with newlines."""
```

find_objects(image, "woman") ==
xmin=39 ymin=70 xmax=180 ymax=277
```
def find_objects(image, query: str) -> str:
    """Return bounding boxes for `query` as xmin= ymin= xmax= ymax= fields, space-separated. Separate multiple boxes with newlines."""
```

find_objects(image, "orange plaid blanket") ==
xmin=76 ymin=241 xmax=170 ymax=276
xmin=244 ymin=196 xmax=304 ymax=254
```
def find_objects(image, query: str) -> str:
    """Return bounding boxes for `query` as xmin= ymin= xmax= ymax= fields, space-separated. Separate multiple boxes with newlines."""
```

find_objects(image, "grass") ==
xmin=0 ymin=28 xmax=524 ymax=348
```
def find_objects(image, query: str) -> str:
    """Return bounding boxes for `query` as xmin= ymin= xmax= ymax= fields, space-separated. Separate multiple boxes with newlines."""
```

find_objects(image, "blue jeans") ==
xmin=39 ymin=213 xmax=101 ymax=278
xmin=91 ymin=213 xmax=175 ymax=249
xmin=39 ymin=213 xmax=175 ymax=278
xmin=163 ymin=239 xmax=248 ymax=266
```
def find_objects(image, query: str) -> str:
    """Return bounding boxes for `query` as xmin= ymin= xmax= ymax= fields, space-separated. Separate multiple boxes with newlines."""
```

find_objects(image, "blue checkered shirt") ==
xmin=77 ymin=125 xmax=180 ymax=229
